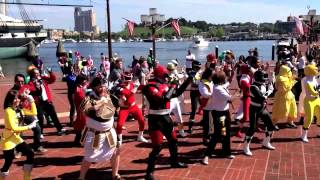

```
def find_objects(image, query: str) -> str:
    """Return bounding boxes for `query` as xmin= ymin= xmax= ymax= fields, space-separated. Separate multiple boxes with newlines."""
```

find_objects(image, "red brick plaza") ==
xmin=0 ymin=62 xmax=320 ymax=180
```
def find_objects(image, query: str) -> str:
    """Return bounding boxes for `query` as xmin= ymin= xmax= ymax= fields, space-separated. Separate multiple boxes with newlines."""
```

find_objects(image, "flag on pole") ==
xmin=127 ymin=20 xmax=135 ymax=36
xmin=171 ymin=19 xmax=181 ymax=36
xmin=123 ymin=18 xmax=135 ymax=36
xmin=294 ymin=16 xmax=304 ymax=35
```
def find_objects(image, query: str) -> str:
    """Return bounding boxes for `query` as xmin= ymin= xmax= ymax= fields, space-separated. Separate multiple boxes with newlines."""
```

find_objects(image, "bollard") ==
xmin=272 ymin=44 xmax=275 ymax=61
xmin=215 ymin=45 xmax=219 ymax=59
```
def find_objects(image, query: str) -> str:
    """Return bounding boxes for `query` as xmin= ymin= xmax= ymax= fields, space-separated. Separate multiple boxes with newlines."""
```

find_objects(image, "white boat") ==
xmin=64 ymin=38 xmax=77 ymax=43
xmin=79 ymin=39 xmax=91 ymax=43
xmin=91 ymin=39 xmax=102 ymax=43
xmin=42 ymin=39 xmax=56 ymax=44
xmin=118 ymin=37 xmax=125 ymax=42
xmin=168 ymin=36 xmax=178 ymax=42
xmin=191 ymin=36 xmax=209 ymax=48
xmin=158 ymin=37 xmax=167 ymax=42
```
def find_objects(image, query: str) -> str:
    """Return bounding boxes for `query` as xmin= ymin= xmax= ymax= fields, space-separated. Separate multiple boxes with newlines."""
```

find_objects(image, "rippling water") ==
xmin=1 ymin=40 xmax=275 ymax=76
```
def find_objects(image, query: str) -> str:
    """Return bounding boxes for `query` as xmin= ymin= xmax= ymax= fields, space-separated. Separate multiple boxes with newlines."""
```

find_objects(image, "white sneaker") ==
xmin=262 ymin=137 xmax=275 ymax=150
xmin=202 ymin=156 xmax=209 ymax=165
xmin=301 ymin=130 xmax=309 ymax=143
xmin=243 ymin=142 xmax=252 ymax=156
xmin=137 ymin=136 xmax=149 ymax=143
xmin=179 ymin=130 xmax=187 ymax=137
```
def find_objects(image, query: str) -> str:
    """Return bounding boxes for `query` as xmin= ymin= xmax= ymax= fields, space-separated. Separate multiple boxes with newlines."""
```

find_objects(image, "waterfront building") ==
xmin=140 ymin=8 xmax=165 ymax=24
xmin=74 ymin=7 xmax=99 ymax=34
xmin=300 ymin=9 xmax=320 ymax=25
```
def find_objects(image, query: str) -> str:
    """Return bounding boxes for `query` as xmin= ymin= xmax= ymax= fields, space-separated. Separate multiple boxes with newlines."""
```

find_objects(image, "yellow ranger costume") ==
xmin=272 ymin=65 xmax=297 ymax=126
xmin=301 ymin=64 xmax=320 ymax=142
xmin=0 ymin=107 xmax=29 ymax=151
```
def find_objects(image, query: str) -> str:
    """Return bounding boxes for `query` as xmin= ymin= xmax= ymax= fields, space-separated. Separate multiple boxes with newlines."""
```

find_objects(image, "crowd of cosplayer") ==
xmin=1 ymin=44 xmax=320 ymax=180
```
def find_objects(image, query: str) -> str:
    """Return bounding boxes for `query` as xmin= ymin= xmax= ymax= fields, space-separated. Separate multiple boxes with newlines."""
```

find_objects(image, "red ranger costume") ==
xmin=234 ymin=64 xmax=252 ymax=138
xmin=116 ymin=72 xmax=148 ymax=144
xmin=143 ymin=65 xmax=193 ymax=180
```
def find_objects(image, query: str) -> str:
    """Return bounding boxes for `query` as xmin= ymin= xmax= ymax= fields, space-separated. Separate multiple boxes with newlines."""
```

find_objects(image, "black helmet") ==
xmin=254 ymin=70 xmax=268 ymax=83
xmin=192 ymin=60 xmax=201 ymax=70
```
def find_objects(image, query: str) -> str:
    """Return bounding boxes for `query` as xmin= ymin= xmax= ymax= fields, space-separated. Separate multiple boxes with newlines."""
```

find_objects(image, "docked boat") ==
xmin=42 ymin=39 xmax=56 ymax=44
xmin=142 ymin=38 xmax=161 ymax=42
xmin=63 ymin=39 xmax=77 ymax=43
xmin=0 ymin=14 xmax=47 ymax=59
xmin=91 ymin=39 xmax=102 ymax=43
xmin=118 ymin=37 xmax=125 ymax=42
xmin=191 ymin=36 xmax=209 ymax=48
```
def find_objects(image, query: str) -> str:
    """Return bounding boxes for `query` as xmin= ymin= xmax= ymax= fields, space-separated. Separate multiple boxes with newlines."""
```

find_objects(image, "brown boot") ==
xmin=23 ymin=164 xmax=33 ymax=180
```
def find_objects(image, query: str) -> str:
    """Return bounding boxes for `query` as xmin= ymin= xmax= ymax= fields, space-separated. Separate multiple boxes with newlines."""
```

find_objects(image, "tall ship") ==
xmin=0 ymin=0 xmax=47 ymax=59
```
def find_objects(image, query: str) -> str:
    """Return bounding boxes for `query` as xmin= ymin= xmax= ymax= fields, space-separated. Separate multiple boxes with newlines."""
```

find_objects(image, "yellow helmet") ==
xmin=26 ymin=65 xmax=36 ymax=75
xmin=167 ymin=62 xmax=176 ymax=71
xmin=304 ymin=64 xmax=319 ymax=76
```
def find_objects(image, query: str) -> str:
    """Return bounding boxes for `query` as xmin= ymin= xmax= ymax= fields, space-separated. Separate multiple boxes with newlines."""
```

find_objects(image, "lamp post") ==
xmin=106 ymin=0 xmax=112 ymax=59
xmin=141 ymin=8 xmax=165 ymax=67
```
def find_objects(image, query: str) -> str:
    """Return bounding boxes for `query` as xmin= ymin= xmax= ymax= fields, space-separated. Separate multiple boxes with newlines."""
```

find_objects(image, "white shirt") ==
xmin=298 ymin=56 xmax=306 ymax=70
xmin=186 ymin=54 xmax=195 ymax=69
xmin=199 ymin=81 xmax=214 ymax=110
xmin=211 ymin=83 xmax=231 ymax=111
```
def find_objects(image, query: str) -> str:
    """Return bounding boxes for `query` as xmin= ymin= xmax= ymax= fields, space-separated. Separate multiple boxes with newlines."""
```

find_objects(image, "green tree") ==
xmin=215 ymin=27 xmax=225 ymax=38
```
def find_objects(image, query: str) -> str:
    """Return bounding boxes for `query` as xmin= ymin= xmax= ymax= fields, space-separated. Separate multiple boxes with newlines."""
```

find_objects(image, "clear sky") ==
xmin=6 ymin=0 xmax=320 ymax=32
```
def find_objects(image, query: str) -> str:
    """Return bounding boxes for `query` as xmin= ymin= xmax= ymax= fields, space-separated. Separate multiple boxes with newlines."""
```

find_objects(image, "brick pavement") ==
xmin=0 ymin=64 xmax=320 ymax=180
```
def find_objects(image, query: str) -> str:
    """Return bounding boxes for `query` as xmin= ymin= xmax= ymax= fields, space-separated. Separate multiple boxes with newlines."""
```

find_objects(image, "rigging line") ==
xmin=0 ymin=2 xmax=93 ymax=7
xmin=17 ymin=3 xmax=32 ymax=29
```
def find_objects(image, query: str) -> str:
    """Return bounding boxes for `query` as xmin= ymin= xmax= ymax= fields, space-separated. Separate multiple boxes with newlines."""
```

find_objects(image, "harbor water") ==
xmin=0 ymin=40 xmax=275 ymax=76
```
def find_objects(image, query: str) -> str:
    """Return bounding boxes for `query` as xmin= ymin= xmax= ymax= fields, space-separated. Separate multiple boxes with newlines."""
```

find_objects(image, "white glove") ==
xmin=26 ymin=95 xmax=34 ymax=103
xmin=268 ymin=83 xmax=274 ymax=94
xmin=28 ymin=120 xmax=38 ymax=129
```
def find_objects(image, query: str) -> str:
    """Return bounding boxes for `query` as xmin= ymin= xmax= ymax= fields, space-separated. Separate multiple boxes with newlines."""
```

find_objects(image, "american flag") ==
xmin=294 ymin=16 xmax=304 ymax=35
xmin=171 ymin=19 xmax=181 ymax=36
xmin=127 ymin=20 xmax=135 ymax=36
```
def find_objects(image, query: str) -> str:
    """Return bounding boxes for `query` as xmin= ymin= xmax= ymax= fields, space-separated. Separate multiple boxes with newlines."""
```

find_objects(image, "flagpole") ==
xmin=106 ymin=0 xmax=112 ymax=59
xmin=156 ymin=18 xmax=180 ymax=32
xmin=152 ymin=24 xmax=156 ymax=63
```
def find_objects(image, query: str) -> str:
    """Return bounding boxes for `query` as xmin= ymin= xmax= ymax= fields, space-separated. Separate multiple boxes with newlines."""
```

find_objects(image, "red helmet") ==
xmin=240 ymin=64 xmax=251 ymax=75
xmin=153 ymin=65 xmax=168 ymax=79
xmin=206 ymin=53 xmax=216 ymax=62
xmin=122 ymin=71 xmax=133 ymax=81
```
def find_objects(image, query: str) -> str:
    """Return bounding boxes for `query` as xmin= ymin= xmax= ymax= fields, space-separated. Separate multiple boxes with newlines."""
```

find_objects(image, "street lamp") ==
xmin=141 ymin=8 xmax=165 ymax=67
xmin=106 ymin=0 xmax=112 ymax=59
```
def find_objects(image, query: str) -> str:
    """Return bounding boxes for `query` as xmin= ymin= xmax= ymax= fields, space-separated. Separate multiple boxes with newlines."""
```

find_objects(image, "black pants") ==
xmin=190 ymin=90 xmax=200 ymax=120
xmin=202 ymin=110 xmax=211 ymax=140
xmin=37 ymin=100 xmax=63 ymax=134
xmin=1 ymin=142 xmax=34 ymax=173
xmin=146 ymin=114 xmax=179 ymax=174
xmin=246 ymin=105 xmax=275 ymax=137
xmin=23 ymin=116 xmax=42 ymax=150
xmin=186 ymin=68 xmax=193 ymax=74
xmin=67 ymin=92 xmax=76 ymax=124
xmin=204 ymin=110 xmax=231 ymax=156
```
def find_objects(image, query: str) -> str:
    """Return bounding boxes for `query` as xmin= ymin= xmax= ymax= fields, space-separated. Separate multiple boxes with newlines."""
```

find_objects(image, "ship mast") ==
xmin=0 ymin=0 xmax=7 ymax=15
